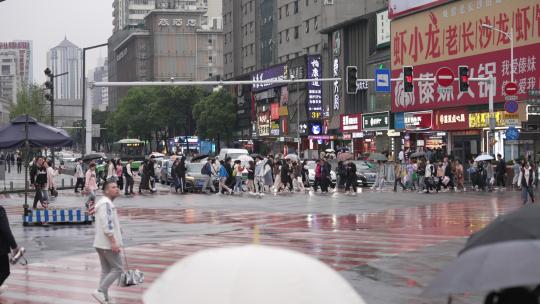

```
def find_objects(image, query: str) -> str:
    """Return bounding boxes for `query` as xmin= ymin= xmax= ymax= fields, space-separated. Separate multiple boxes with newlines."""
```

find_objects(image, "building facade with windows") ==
xmin=108 ymin=7 xmax=223 ymax=110
xmin=223 ymin=0 xmax=384 ymax=156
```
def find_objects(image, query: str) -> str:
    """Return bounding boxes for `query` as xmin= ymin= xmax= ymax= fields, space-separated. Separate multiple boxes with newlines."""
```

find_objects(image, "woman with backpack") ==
xmin=218 ymin=160 xmax=232 ymax=195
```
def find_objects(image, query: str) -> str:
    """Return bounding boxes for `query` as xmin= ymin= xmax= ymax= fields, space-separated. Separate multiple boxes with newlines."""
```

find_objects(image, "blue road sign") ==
xmin=506 ymin=127 xmax=520 ymax=140
xmin=375 ymin=69 xmax=391 ymax=93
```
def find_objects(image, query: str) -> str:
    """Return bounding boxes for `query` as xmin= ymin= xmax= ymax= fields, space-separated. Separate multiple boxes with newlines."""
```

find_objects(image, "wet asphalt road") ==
xmin=0 ymin=186 xmax=527 ymax=304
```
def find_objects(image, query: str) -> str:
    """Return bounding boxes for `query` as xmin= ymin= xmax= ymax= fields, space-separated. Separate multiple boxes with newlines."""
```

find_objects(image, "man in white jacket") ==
xmin=92 ymin=180 xmax=123 ymax=304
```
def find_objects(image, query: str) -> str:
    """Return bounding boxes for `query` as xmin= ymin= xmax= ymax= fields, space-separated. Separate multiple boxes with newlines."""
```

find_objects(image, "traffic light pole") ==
xmin=45 ymin=71 xmax=68 ymax=167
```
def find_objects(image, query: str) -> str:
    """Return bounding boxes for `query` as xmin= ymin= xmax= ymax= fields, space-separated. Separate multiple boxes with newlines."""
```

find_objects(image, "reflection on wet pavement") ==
xmin=0 ymin=192 xmax=523 ymax=303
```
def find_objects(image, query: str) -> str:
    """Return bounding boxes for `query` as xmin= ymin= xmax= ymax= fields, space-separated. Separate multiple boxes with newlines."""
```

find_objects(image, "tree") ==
xmin=151 ymin=86 xmax=208 ymax=153
xmin=110 ymin=87 xmax=160 ymax=150
xmin=193 ymin=89 xmax=236 ymax=147
xmin=9 ymin=83 xmax=49 ymax=123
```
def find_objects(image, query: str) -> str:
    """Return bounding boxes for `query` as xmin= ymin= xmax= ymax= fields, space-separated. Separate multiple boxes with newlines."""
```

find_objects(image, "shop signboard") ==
xmin=308 ymin=135 xmax=337 ymax=140
xmin=251 ymin=63 xmax=288 ymax=93
xmin=433 ymin=107 xmax=468 ymax=130
xmin=280 ymin=86 xmax=289 ymax=105
xmin=404 ymin=111 xmax=433 ymax=131
xmin=307 ymin=55 xmax=323 ymax=120
xmin=270 ymin=122 xmax=280 ymax=136
xmin=271 ymin=103 xmax=279 ymax=120
xmin=257 ymin=111 xmax=271 ymax=136
xmin=279 ymin=106 xmax=288 ymax=116
xmin=309 ymin=122 xmax=323 ymax=136
xmin=391 ymin=0 xmax=540 ymax=113
xmin=340 ymin=113 xmax=362 ymax=133
xmin=377 ymin=10 xmax=391 ymax=46
xmin=363 ymin=112 xmax=390 ymax=131
xmin=468 ymin=111 xmax=506 ymax=128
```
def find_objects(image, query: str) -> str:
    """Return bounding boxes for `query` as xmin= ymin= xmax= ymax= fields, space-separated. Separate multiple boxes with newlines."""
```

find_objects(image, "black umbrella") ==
xmin=458 ymin=204 xmax=540 ymax=254
xmin=0 ymin=115 xmax=73 ymax=149
xmin=82 ymin=153 xmax=106 ymax=161
xmin=0 ymin=115 xmax=73 ymax=212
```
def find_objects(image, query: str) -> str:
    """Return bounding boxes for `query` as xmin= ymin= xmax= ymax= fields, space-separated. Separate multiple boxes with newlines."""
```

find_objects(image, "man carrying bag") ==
xmin=92 ymin=180 xmax=123 ymax=304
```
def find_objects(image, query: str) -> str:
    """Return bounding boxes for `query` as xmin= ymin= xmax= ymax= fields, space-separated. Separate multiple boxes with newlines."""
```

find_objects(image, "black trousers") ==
xmin=345 ymin=177 xmax=357 ymax=192
xmin=124 ymin=175 xmax=134 ymax=194
xmin=32 ymin=185 xmax=46 ymax=209
xmin=75 ymin=178 xmax=84 ymax=192
xmin=17 ymin=163 xmax=22 ymax=173
xmin=117 ymin=176 xmax=124 ymax=190
xmin=0 ymin=254 xmax=10 ymax=286
xmin=496 ymin=174 xmax=505 ymax=187
xmin=394 ymin=177 xmax=406 ymax=191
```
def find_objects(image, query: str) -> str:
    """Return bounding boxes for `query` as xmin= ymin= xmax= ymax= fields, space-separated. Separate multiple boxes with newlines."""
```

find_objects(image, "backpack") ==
xmin=201 ymin=163 xmax=211 ymax=175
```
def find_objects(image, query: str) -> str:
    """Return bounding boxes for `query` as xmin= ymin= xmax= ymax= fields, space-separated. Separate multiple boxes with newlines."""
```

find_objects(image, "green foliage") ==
xmin=9 ymin=83 xmax=50 ymax=123
xmin=193 ymin=89 xmax=236 ymax=143
xmin=107 ymin=86 xmax=210 ymax=151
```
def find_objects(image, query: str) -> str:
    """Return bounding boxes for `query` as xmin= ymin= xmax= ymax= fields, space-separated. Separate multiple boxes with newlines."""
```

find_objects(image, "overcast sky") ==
xmin=0 ymin=0 xmax=112 ymax=83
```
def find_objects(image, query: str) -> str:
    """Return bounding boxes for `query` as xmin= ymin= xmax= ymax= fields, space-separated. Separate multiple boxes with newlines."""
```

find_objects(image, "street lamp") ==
xmin=481 ymin=24 xmax=514 ymax=82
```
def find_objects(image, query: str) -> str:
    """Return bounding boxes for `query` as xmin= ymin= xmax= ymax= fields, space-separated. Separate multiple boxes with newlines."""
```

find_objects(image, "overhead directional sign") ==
xmin=505 ymin=82 xmax=518 ymax=96
xmin=375 ymin=69 xmax=391 ymax=93
xmin=435 ymin=67 xmax=454 ymax=87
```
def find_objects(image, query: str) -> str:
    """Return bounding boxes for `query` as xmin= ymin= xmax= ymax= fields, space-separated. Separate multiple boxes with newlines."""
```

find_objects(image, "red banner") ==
xmin=271 ymin=103 xmax=279 ymax=120
xmin=392 ymin=43 xmax=540 ymax=112
xmin=433 ymin=107 xmax=469 ymax=130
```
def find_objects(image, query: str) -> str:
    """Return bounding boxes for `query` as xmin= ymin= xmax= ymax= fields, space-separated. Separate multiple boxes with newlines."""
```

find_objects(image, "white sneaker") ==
xmin=92 ymin=289 xmax=108 ymax=304
xmin=0 ymin=285 xmax=8 ymax=295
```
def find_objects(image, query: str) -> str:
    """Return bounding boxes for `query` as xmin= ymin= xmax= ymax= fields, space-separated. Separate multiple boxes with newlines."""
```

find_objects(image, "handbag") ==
xmin=118 ymin=249 xmax=144 ymax=287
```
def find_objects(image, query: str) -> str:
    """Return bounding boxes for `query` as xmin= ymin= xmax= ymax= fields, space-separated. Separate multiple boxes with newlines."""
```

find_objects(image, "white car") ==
xmin=306 ymin=161 xmax=336 ymax=187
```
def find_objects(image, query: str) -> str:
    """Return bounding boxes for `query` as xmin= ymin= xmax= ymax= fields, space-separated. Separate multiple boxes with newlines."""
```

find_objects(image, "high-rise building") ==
xmin=46 ymin=37 xmax=84 ymax=127
xmin=113 ymin=0 xmax=222 ymax=33
xmin=46 ymin=37 xmax=83 ymax=100
xmin=0 ymin=40 xmax=33 ymax=105
xmin=92 ymin=57 xmax=109 ymax=111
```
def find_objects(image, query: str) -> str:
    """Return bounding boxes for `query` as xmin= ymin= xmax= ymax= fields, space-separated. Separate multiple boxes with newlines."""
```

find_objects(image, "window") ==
xmin=208 ymin=38 xmax=212 ymax=44
xmin=314 ymin=16 xmax=318 ymax=29
xmin=250 ymin=44 xmax=253 ymax=55
xmin=209 ymin=73 xmax=213 ymax=77
xmin=279 ymin=31 xmax=282 ymax=44
xmin=209 ymin=55 xmax=213 ymax=62
xmin=286 ymin=29 xmax=290 ymax=41
xmin=285 ymin=4 xmax=289 ymax=16
xmin=294 ymin=26 xmax=299 ymax=39
xmin=294 ymin=1 xmax=299 ymax=13
xmin=279 ymin=7 xmax=282 ymax=19
xmin=250 ymin=22 xmax=253 ymax=32
xmin=305 ymin=20 xmax=309 ymax=33
xmin=306 ymin=0 xmax=309 ymax=6
xmin=250 ymin=0 xmax=253 ymax=12
xmin=244 ymin=25 xmax=248 ymax=36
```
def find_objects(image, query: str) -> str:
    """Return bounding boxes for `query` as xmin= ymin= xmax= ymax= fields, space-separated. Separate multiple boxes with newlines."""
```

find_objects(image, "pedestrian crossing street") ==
xmin=1 ymin=195 xmax=521 ymax=303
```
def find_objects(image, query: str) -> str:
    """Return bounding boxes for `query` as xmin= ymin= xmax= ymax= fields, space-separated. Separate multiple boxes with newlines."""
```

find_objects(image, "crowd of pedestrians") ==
xmin=0 ymin=152 xmax=23 ymax=174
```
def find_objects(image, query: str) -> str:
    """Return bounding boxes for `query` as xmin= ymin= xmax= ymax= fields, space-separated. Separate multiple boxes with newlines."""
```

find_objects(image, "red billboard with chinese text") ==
xmin=433 ymin=107 xmax=469 ymax=130
xmin=391 ymin=0 xmax=540 ymax=112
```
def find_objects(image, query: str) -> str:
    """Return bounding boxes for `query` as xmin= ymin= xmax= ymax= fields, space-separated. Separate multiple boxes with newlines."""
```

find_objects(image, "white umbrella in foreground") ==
xmin=475 ymin=154 xmax=494 ymax=162
xmin=143 ymin=245 xmax=366 ymax=304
